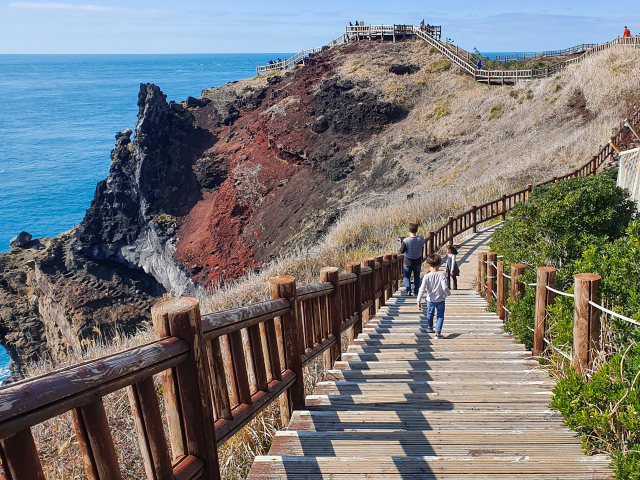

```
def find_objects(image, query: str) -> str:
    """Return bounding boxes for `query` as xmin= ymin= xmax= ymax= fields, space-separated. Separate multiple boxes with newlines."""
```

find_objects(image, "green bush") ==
xmin=490 ymin=173 xmax=639 ymax=478
xmin=490 ymin=175 xmax=636 ymax=286
xmin=551 ymin=346 xmax=640 ymax=479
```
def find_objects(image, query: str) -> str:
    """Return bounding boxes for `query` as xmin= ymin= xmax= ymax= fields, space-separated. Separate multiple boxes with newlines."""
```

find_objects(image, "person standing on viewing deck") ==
xmin=477 ymin=58 xmax=482 ymax=69
xmin=623 ymin=26 xmax=631 ymax=37
xmin=417 ymin=254 xmax=451 ymax=339
xmin=399 ymin=223 xmax=425 ymax=296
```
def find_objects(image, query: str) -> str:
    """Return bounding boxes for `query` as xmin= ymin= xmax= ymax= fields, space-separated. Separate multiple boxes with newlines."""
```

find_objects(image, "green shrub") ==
xmin=551 ymin=346 xmax=640 ymax=479
xmin=504 ymin=276 xmax=536 ymax=349
xmin=488 ymin=104 xmax=503 ymax=121
xmin=490 ymin=175 xmax=636 ymax=283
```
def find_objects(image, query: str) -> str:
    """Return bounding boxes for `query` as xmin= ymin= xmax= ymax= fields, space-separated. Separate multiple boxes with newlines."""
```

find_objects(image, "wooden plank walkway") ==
xmin=248 ymin=227 xmax=612 ymax=479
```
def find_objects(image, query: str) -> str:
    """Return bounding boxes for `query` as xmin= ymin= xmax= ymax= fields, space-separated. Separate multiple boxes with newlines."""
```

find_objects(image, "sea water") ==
xmin=0 ymin=53 xmax=290 ymax=381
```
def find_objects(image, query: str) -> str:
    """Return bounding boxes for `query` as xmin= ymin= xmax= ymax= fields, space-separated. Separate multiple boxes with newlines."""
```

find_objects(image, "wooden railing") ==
xmin=479 ymin=255 xmax=639 ymax=376
xmin=422 ymin=108 xmax=640 ymax=258
xmin=411 ymin=26 xmax=640 ymax=84
xmin=256 ymin=24 xmax=441 ymax=74
xmin=490 ymin=43 xmax=597 ymax=63
xmin=0 ymin=253 xmax=404 ymax=479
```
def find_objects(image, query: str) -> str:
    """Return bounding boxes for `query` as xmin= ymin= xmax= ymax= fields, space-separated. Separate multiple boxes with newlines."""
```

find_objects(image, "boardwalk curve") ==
xmin=248 ymin=226 xmax=612 ymax=479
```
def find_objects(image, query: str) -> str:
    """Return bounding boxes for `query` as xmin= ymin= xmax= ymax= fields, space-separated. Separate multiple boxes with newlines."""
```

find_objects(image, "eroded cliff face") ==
xmin=0 ymin=233 xmax=162 ymax=378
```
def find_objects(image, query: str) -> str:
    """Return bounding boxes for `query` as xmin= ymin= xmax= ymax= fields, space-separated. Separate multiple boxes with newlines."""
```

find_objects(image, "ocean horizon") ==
xmin=0 ymin=53 xmax=292 ymax=381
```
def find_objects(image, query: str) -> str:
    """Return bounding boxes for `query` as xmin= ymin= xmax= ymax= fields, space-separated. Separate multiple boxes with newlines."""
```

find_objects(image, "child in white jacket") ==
xmin=417 ymin=253 xmax=451 ymax=339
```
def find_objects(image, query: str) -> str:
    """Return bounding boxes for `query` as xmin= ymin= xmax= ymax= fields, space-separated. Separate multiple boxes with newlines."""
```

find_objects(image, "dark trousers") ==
xmin=446 ymin=274 xmax=458 ymax=290
xmin=403 ymin=264 xmax=421 ymax=294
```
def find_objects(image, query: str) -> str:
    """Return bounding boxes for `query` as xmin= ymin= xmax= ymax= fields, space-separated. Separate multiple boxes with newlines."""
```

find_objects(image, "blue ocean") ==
xmin=0 ymin=53 xmax=290 ymax=380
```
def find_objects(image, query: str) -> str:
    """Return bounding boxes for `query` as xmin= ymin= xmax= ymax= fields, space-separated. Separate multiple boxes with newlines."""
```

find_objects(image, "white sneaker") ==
xmin=426 ymin=328 xmax=434 ymax=333
xmin=435 ymin=333 xmax=444 ymax=339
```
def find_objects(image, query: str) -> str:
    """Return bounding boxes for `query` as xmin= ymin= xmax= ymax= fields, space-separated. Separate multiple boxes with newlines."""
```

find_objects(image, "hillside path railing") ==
xmin=256 ymin=22 xmax=640 ymax=85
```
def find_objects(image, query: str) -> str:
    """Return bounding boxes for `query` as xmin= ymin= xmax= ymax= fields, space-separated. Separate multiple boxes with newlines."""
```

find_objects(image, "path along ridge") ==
xmin=247 ymin=225 xmax=612 ymax=479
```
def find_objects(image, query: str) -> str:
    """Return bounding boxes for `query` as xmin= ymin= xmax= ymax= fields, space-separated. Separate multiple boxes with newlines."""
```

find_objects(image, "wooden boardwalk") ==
xmin=248 ymin=228 xmax=612 ymax=479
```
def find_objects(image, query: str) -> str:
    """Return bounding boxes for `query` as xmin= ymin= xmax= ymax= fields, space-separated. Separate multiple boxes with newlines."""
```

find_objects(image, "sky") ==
xmin=0 ymin=0 xmax=639 ymax=54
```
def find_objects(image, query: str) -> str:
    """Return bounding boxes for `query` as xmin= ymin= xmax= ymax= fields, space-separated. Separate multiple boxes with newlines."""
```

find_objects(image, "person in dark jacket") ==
xmin=477 ymin=58 xmax=482 ymax=69
xmin=443 ymin=245 xmax=460 ymax=290
xmin=399 ymin=223 xmax=425 ymax=296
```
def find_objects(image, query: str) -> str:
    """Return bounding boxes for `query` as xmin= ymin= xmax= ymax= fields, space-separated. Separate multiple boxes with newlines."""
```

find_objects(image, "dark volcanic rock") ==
xmin=194 ymin=153 xmax=228 ymax=190
xmin=389 ymin=63 xmax=419 ymax=75
xmin=9 ymin=232 xmax=32 ymax=250
xmin=0 ymin=232 xmax=163 ymax=380
xmin=75 ymin=84 xmax=213 ymax=266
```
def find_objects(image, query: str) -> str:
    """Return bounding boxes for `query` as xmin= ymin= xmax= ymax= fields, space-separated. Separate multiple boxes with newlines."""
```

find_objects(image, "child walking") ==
xmin=417 ymin=254 xmax=451 ymax=339
xmin=444 ymin=245 xmax=460 ymax=290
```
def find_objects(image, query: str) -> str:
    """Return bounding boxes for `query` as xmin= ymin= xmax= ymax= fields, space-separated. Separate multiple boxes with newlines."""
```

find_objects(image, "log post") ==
xmin=486 ymin=252 xmax=497 ymax=303
xmin=390 ymin=253 xmax=399 ymax=292
xmin=526 ymin=184 xmax=533 ymax=201
xmin=374 ymin=255 xmax=385 ymax=307
xmin=127 ymin=377 xmax=174 ymax=480
xmin=496 ymin=261 xmax=506 ymax=320
xmin=346 ymin=262 xmax=363 ymax=342
xmin=448 ymin=216 xmax=454 ymax=246
xmin=501 ymin=195 xmax=507 ymax=220
xmin=384 ymin=254 xmax=393 ymax=300
xmin=478 ymin=252 xmax=487 ymax=296
xmin=427 ymin=231 xmax=434 ymax=255
xmin=572 ymin=273 xmax=602 ymax=376
xmin=268 ymin=276 xmax=305 ymax=423
xmin=533 ymin=267 xmax=556 ymax=356
xmin=471 ymin=205 xmax=477 ymax=233
xmin=152 ymin=297 xmax=220 ymax=479
xmin=365 ymin=258 xmax=376 ymax=319
xmin=0 ymin=428 xmax=46 ymax=480
xmin=510 ymin=264 xmax=526 ymax=301
xmin=73 ymin=399 xmax=124 ymax=480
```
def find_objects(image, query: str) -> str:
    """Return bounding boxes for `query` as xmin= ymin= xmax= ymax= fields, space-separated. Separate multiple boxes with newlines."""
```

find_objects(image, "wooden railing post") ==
xmin=501 ymin=195 xmax=507 ymax=220
xmin=268 ymin=276 xmax=305 ymax=423
xmin=448 ymin=216 xmax=454 ymax=246
xmin=320 ymin=268 xmax=342 ymax=368
xmin=471 ymin=205 xmax=477 ymax=233
xmin=0 ymin=428 xmax=46 ymax=480
xmin=152 ymin=297 xmax=220 ymax=479
xmin=510 ymin=264 xmax=526 ymax=301
xmin=533 ymin=267 xmax=556 ymax=356
xmin=572 ymin=273 xmax=602 ymax=376
xmin=391 ymin=253 xmax=399 ymax=292
xmin=486 ymin=252 xmax=497 ymax=303
xmin=478 ymin=252 xmax=487 ymax=296
xmin=384 ymin=254 xmax=393 ymax=300
xmin=346 ymin=262 xmax=363 ymax=342
xmin=496 ymin=261 xmax=506 ymax=320
xmin=374 ymin=255 xmax=385 ymax=307
xmin=527 ymin=184 xmax=533 ymax=201
xmin=365 ymin=258 xmax=376 ymax=319
xmin=427 ymin=231 xmax=434 ymax=255
xmin=127 ymin=377 xmax=174 ymax=480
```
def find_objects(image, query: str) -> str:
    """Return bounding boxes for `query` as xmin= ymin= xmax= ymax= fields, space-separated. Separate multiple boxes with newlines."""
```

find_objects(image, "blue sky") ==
xmin=1 ymin=0 xmax=638 ymax=54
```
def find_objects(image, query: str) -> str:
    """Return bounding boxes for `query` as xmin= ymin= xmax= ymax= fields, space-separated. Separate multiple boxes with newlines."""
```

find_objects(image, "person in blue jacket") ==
xmin=477 ymin=58 xmax=482 ymax=69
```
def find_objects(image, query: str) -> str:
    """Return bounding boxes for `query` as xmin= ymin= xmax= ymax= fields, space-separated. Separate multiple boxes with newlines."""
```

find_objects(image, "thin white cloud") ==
xmin=9 ymin=2 xmax=116 ymax=12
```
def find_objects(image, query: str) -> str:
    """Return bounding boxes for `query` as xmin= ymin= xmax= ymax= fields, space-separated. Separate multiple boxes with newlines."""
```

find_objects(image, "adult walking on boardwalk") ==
xmin=623 ymin=26 xmax=631 ymax=38
xmin=399 ymin=223 xmax=425 ymax=296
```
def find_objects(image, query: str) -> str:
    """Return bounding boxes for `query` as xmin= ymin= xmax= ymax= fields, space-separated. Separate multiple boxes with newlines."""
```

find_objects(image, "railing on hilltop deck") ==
xmin=0 ymin=250 xmax=404 ymax=479
xmin=256 ymin=24 xmax=441 ymax=74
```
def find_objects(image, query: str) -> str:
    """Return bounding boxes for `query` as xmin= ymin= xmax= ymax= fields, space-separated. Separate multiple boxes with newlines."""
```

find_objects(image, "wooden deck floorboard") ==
xmin=247 ymin=226 xmax=612 ymax=479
